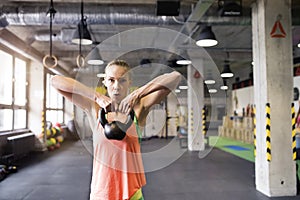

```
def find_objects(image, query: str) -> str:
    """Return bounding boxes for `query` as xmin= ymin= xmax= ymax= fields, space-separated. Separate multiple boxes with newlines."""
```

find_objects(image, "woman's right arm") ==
xmin=51 ymin=75 xmax=111 ymax=113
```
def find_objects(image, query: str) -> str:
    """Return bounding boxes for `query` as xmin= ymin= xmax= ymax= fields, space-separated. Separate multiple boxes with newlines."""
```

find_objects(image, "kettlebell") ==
xmin=99 ymin=106 xmax=134 ymax=140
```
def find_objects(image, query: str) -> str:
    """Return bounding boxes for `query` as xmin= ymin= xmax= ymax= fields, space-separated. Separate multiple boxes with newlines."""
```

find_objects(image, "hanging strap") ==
xmin=43 ymin=0 xmax=58 ymax=68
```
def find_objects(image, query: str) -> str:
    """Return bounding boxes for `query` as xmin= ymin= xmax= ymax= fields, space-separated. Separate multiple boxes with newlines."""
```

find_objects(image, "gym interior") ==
xmin=1 ymin=0 xmax=300 ymax=199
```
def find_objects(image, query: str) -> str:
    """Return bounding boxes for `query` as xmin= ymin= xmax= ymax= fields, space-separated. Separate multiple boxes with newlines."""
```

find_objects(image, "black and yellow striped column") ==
xmin=253 ymin=106 xmax=257 ymax=157
xmin=190 ymin=109 xmax=194 ymax=134
xmin=291 ymin=103 xmax=297 ymax=161
xmin=41 ymin=111 xmax=46 ymax=143
xmin=266 ymin=103 xmax=271 ymax=162
xmin=202 ymin=107 xmax=206 ymax=135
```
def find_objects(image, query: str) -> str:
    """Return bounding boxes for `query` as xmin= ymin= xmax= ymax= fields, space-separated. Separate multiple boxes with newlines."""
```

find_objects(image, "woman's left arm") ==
xmin=119 ymin=71 xmax=181 ymax=114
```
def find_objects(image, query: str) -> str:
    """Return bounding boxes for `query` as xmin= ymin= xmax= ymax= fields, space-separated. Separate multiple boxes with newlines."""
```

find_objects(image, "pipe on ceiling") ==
xmin=0 ymin=3 xmax=191 ymax=26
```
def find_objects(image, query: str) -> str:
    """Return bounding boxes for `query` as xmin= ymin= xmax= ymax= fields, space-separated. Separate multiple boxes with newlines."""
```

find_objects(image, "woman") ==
xmin=51 ymin=60 xmax=181 ymax=200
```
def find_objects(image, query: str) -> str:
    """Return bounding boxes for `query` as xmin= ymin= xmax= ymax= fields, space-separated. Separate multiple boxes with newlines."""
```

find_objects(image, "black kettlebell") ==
xmin=99 ymin=106 xmax=134 ymax=140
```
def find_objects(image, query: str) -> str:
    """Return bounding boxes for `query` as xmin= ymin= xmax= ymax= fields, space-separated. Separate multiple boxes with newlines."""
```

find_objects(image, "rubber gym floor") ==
xmin=0 ymin=135 xmax=299 ymax=200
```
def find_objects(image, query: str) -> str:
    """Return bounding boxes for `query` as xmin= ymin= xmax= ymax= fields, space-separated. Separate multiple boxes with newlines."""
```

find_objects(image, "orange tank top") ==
xmin=89 ymin=116 xmax=146 ymax=200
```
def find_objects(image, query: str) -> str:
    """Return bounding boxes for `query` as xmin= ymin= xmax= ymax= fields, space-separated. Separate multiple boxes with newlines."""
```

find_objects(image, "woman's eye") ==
xmin=107 ymin=79 xmax=114 ymax=84
xmin=119 ymin=78 xmax=127 ymax=83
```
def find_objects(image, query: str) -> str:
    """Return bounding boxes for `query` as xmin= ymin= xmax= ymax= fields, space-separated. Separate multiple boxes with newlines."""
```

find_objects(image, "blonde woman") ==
xmin=51 ymin=60 xmax=181 ymax=200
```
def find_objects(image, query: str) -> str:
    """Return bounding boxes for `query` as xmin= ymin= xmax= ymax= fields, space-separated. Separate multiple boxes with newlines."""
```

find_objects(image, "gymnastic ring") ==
xmin=43 ymin=54 xmax=58 ymax=68
xmin=76 ymin=54 xmax=85 ymax=68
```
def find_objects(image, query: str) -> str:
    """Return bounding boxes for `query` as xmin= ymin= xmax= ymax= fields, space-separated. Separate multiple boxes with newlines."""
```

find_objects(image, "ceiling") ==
xmin=0 ymin=0 xmax=300 ymax=86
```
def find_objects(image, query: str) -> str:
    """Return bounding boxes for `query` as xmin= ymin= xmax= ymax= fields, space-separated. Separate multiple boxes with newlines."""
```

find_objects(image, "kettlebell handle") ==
xmin=99 ymin=106 xmax=134 ymax=140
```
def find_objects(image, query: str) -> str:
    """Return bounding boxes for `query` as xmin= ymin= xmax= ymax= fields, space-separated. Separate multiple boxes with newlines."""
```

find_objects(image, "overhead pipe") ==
xmin=1 ymin=3 xmax=300 ymax=27
xmin=0 ymin=3 xmax=191 ymax=26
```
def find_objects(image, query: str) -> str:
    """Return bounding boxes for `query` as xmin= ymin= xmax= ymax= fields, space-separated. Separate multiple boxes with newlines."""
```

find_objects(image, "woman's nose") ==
xmin=113 ymin=80 xmax=120 ymax=89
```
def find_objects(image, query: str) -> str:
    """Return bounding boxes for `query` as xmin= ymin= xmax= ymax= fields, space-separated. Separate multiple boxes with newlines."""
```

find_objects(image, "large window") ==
xmin=0 ymin=50 xmax=28 ymax=132
xmin=46 ymin=74 xmax=64 ymax=124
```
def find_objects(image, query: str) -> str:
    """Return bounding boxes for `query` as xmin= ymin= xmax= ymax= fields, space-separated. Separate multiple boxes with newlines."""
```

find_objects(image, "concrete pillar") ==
xmin=187 ymin=61 xmax=205 ymax=151
xmin=252 ymin=0 xmax=296 ymax=197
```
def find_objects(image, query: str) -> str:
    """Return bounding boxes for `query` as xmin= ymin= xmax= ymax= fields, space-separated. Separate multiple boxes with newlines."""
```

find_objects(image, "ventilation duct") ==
xmin=0 ymin=3 xmax=191 ymax=26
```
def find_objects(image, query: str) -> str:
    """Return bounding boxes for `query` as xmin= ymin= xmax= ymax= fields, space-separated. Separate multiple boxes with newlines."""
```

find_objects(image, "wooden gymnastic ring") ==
xmin=43 ymin=54 xmax=58 ymax=68
xmin=76 ymin=54 xmax=85 ymax=68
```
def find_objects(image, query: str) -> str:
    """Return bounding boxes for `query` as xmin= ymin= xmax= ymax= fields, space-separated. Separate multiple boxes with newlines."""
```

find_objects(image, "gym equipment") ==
xmin=0 ymin=164 xmax=18 ymax=181
xmin=99 ymin=105 xmax=134 ymax=140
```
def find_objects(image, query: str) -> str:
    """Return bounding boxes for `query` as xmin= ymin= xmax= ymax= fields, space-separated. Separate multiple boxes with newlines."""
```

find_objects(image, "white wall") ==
xmin=230 ymin=75 xmax=300 ymax=116
xmin=28 ymin=61 xmax=44 ymax=136
xmin=231 ymin=86 xmax=254 ymax=116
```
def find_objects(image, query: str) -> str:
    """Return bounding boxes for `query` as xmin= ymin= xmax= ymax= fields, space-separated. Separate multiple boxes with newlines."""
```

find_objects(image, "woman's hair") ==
xmin=105 ymin=59 xmax=130 ymax=73
xmin=105 ymin=59 xmax=131 ymax=80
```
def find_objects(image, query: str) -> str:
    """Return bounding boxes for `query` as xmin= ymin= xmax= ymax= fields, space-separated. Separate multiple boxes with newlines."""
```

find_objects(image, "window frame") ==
xmin=45 ymin=72 xmax=65 ymax=124
xmin=0 ymin=45 xmax=29 ymax=133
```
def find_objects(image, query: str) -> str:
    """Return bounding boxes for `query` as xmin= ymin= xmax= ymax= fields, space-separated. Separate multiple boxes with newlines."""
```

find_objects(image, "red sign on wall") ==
xmin=270 ymin=15 xmax=286 ymax=38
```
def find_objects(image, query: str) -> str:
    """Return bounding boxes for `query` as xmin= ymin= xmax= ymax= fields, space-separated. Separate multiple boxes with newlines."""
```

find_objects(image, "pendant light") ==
xmin=176 ymin=49 xmax=192 ymax=65
xmin=86 ymin=47 xmax=104 ymax=65
xmin=196 ymin=26 xmax=218 ymax=47
xmin=204 ymin=79 xmax=216 ymax=84
xmin=208 ymin=89 xmax=218 ymax=93
xmin=71 ymin=0 xmax=93 ymax=45
xmin=220 ymin=80 xmax=229 ymax=90
xmin=221 ymin=53 xmax=234 ymax=78
xmin=204 ymin=72 xmax=216 ymax=85
xmin=221 ymin=60 xmax=234 ymax=78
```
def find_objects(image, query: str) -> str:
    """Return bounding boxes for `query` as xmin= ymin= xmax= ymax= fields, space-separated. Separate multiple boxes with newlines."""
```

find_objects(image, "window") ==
xmin=0 ymin=50 xmax=28 ymax=132
xmin=46 ymin=74 xmax=64 ymax=124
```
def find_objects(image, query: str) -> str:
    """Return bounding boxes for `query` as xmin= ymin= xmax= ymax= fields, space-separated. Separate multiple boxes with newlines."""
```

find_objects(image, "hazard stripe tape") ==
xmin=266 ymin=103 xmax=271 ymax=162
xmin=190 ymin=109 xmax=194 ymax=134
xmin=253 ymin=106 xmax=256 ymax=157
xmin=202 ymin=108 xmax=206 ymax=135
xmin=41 ymin=111 xmax=45 ymax=142
xmin=291 ymin=103 xmax=297 ymax=160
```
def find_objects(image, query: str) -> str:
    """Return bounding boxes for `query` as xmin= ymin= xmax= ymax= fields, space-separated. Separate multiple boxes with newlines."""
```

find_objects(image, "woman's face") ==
xmin=103 ymin=65 xmax=130 ymax=104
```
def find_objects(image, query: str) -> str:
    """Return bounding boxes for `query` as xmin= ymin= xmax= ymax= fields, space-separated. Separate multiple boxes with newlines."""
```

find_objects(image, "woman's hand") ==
xmin=118 ymin=91 xmax=139 ymax=115
xmin=94 ymin=92 xmax=111 ymax=109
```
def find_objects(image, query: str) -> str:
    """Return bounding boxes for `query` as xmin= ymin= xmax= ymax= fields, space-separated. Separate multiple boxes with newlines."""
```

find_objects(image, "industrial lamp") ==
xmin=220 ymin=80 xmax=229 ymax=90
xmin=196 ymin=26 xmax=218 ymax=47
xmin=204 ymin=73 xmax=216 ymax=84
xmin=71 ymin=0 xmax=93 ymax=45
xmin=221 ymin=61 xmax=234 ymax=78
xmin=204 ymin=79 xmax=216 ymax=85
xmin=176 ymin=49 xmax=192 ymax=65
xmin=86 ymin=47 xmax=104 ymax=65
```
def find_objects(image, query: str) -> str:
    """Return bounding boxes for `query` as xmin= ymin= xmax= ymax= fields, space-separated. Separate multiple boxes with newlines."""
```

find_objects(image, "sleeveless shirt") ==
xmin=89 ymin=113 xmax=146 ymax=200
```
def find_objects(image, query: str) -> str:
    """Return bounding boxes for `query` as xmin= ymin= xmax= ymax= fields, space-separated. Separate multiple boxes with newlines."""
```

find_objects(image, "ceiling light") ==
xmin=298 ymin=42 xmax=300 ymax=48
xmin=176 ymin=60 xmax=192 ymax=65
xmin=220 ymin=85 xmax=228 ymax=90
xmin=204 ymin=79 xmax=215 ymax=85
xmin=175 ymin=89 xmax=181 ymax=93
xmin=97 ymin=73 xmax=106 ymax=78
xmin=72 ymin=20 xmax=93 ymax=45
xmin=71 ymin=1 xmax=93 ymax=45
xmin=86 ymin=48 xmax=104 ymax=65
xmin=179 ymin=85 xmax=188 ymax=90
xmin=220 ymin=79 xmax=228 ymax=90
xmin=176 ymin=49 xmax=192 ymax=65
xmin=196 ymin=26 xmax=218 ymax=47
xmin=221 ymin=61 xmax=234 ymax=78
xmin=208 ymin=89 xmax=217 ymax=93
